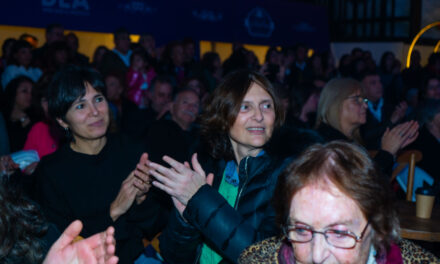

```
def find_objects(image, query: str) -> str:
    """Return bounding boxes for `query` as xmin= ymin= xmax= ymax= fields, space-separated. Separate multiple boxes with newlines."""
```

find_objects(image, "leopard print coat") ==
xmin=238 ymin=236 xmax=439 ymax=264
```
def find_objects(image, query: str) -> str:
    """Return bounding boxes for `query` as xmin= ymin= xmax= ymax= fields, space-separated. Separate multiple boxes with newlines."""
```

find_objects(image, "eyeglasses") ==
xmin=347 ymin=95 xmax=368 ymax=105
xmin=283 ymin=221 xmax=370 ymax=249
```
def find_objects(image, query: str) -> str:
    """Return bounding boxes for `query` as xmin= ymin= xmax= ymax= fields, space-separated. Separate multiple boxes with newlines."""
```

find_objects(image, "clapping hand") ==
xmin=133 ymin=153 xmax=152 ymax=204
xmin=110 ymin=153 xmax=152 ymax=221
xmin=381 ymin=120 xmax=419 ymax=156
xmin=148 ymin=153 xmax=214 ymax=213
xmin=43 ymin=220 xmax=118 ymax=264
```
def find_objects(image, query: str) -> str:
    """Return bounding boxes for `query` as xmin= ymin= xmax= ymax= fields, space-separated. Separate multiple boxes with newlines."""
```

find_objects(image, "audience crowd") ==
xmin=0 ymin=23 xmax=439 ymax=264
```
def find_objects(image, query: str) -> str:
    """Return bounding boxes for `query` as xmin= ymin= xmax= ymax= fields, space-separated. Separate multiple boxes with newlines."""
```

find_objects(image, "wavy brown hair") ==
xmin=274 ymin=141 xmax=399 ymax=254
xmin=200 ymin=69 xmax=285 ymax=160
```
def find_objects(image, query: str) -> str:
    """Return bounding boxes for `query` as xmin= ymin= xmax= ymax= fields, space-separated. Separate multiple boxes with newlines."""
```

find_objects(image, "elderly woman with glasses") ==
xmin=315 ymin=78 xmax=418 ymax=177
xmin=239 ymin=141 xmax=439 ymax=263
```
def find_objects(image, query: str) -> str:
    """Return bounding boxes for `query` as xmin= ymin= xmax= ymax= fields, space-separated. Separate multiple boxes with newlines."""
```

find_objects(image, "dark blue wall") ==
xmin=2 ymin=0 xmax=329 ymax=50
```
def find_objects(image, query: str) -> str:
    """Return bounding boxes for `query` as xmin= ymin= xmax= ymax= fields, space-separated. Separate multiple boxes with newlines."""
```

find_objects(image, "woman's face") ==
xmin=14 ymin=47 xmax=32 ymax=67
xmin=104 ymin=76 xmax=123 ymax=102
xmin=59 ymin=83 xmax=109 ymax=141
xmin=339 ymin=91 xmax=367 ymax=129
xmin=15 ymin=81 xmax=33 ymax=111
xmin=229 ymin=82 xmax=275 ymax=154
xmin=289 ymin=180 xmax=372 ymax=263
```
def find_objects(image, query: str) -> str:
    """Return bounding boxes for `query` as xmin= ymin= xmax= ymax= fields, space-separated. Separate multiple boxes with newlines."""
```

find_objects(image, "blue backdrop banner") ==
xmin=2 ymin=0 xmax=329 ymax=50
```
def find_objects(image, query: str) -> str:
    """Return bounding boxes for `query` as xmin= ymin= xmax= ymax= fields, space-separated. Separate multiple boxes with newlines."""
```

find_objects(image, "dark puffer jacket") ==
xmin=159 ymin=152 xmax=291 ymax=264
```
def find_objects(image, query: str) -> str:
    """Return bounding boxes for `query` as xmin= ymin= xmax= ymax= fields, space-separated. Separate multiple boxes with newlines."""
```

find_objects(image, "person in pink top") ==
xmin=24 ymin=80 xmax=64 ymax=158
xmin=126 ymin=50 xmax=156 ymax=108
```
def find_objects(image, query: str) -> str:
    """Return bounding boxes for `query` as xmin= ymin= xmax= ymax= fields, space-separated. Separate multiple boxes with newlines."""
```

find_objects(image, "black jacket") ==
xmin=317 ymin=123 xmax=394 ymax=178
xmin=159 ymin=152 xmax=291 ymax=264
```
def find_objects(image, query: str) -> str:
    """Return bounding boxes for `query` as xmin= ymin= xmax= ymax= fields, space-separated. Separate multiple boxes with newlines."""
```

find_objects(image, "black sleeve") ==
xmin=182 ymin=184 xmax=276 ymax=263
xmin=159 ymin=209 xmax=202 ymax=264
xmin=34 ymin=163 xmax=80 ymax=236
xmin=373 ymin=149 xmax=394 ymax=180
xmin=130 ymin=187 xmax=172 ymax=240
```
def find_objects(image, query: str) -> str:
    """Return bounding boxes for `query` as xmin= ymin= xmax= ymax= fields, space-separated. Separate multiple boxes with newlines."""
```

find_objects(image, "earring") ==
xmin=64 ymin=127 xmax=71 ymax=137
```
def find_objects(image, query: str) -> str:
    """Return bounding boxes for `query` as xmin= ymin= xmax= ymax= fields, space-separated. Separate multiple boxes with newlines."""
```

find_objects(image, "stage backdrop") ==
xmin=1 ymin=0 xmax=329 ymax=50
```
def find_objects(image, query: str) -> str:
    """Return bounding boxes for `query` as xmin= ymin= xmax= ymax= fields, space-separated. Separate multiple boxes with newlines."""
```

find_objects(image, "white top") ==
xmin=2 ymin=65 xmax=42 ymax=89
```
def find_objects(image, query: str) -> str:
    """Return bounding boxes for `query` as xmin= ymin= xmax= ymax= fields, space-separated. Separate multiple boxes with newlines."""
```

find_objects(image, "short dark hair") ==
xmin=2 ymin=38 xmax=17 ymax=56
xmin=200 ymin=69 xmax=285 ymax=160
xmin=274 ymin=141 xmax=399 ymax=254
xmin=48 ymin=65 xmax=104 ymax=121
xmin=129 ymin=50 xmax=147 ymax=65
xmin=8 ymin=40 xmax=33 ymax=65
xmin=150 ymin=75 xmax=175 ymax=94
xmin=113 ymin=27 xmax=129 ymax=39
xmin=201 ymin=52 xmax=220 ymax=73
xmin=46 ymin=23 xmax=63 ymax=34
xmin=357 ymin=69 xmax=379 ymax=82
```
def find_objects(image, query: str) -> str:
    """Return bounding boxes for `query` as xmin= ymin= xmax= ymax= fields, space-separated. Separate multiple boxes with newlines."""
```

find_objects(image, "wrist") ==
xmin=110 ymin=203 xmax=121 ymax=221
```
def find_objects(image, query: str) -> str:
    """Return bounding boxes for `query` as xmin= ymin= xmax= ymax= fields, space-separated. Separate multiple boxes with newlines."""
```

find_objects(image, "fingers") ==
xmin=148 ymin=164 xmax=177 ymax=188
xmin=139 ymin=153 xmax=149 ymax=165
xmin=133 ymin=169 xmax=150 ymax=187
xmin=191 ymin=153 xmax=205 ymax=177
xmin=162 ymin=155 xmax=187 ymax=173
xmin=52 ymin=220 xmax=83 ymax=251
xmin=151 ymin=180 xmax=176 ymax=197
xmin=206 ymin=173 xmax=214 ymax=186
xmin=395 ymin=121 xmax=418 ymax=139
xmin=132 ymin=177 xmax=150 ymax=193
xmin=106 ymin=256 xmax=119 ymax=264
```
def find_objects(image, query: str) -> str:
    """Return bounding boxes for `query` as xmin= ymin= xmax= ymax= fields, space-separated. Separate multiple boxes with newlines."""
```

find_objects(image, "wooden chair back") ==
xmin=391 ymin=150 xmax=423 ymax=201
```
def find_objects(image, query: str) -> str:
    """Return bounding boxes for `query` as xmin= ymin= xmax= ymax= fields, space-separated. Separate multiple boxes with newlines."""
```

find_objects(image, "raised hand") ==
xmin=149 ymin=153 xmax=214 ymax=206
xmin=110 ymin=171 xmax=140 ymax=221
xmin=381 ymin=120 xmax=419 ymax=156
xmin=43 ymin=220 xmax=118 ymax=264
xmin=133 ymin=153 xmax=152 ymax=204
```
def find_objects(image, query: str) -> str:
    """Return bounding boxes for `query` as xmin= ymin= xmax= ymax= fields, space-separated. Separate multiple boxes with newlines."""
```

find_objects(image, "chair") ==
xmin=391 ymin=150 xmax=423 ymax=201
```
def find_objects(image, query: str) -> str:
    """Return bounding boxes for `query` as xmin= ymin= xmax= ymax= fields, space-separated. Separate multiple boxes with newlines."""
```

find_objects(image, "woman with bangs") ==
xmin=34 ymin=66 xmax=166 ymax=264
xmin=315 ymin=78 xmax=418 ymax=177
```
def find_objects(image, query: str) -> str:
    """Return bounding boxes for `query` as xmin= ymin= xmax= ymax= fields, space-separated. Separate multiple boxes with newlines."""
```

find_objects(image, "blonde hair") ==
xmin=315 ymin=78 xmax=363 ymax=142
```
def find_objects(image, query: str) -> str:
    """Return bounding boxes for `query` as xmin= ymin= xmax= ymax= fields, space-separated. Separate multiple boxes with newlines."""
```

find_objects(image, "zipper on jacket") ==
xmin=234 ymin=156 xmax=250 ymax=209
xmin=194 ymin=156 xmax=250 ymax=264
xmin=193 ymin=244 xmax=202 ymax=264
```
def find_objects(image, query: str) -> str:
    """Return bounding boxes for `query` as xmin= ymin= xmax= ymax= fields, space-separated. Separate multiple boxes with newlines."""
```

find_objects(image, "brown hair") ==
xmin=200 ymin=69 xmax=285 ymax=160
xmin=274 ymin=141 xmax=399 ymax=253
